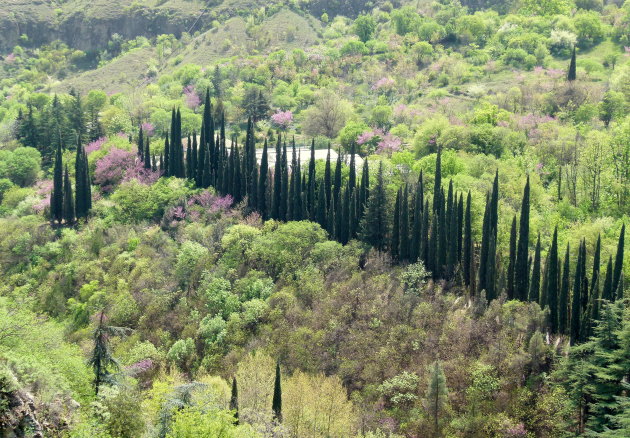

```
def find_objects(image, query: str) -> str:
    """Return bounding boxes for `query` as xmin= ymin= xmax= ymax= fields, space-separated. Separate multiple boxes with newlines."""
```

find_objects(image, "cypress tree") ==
xmin=144 ymin=137 xmax=151 ymax=170
xmin=410 ymin=184 xmax=423 ymax=263
xmin=137 ymin=125 xmax=144 ymax=161
xmin=421 ymin=199 xmax=430 ymax=264
xmin=62 ymin=165 xmax=75 ymax=225
xmin=463 ymin=191 xmax=472 ymax=286
xmin=280 ymin=142 xmax=289 ymax=221
xmin=258 ymin=139 xmax=269 ymax=218
xmin=486 ymin=233 xmax=497 ymax=301
xmin=324 ymin=144 xmax=332 ymax=208
xmin=234 ymin=145 xmax=243 ymax=203
xmin=507 ymin=216 xmax=517 ymax=300
xmin=437 ymin=191 xmax=448 ymax=277
xmin=190 ymin=132 xmax=197 ymax=178
xmin=288 ymin=144 xmax=297 ymax=220
xmin=185 ymin=136 xmax=192 ymax=178
xmin=516 ymin=176 xmax=531 ymax=301
xmin=428 ymin=214 xmax=437 ymax=274
xmin=447 ymin=185 xmax=458 ymax=277
xmin=591 ymin=234 xmax=602 ymax=298
xmin=317 ymin=180 xmax=326 ymax=228
xmin=307 ymin=139 xmax=316 ymax=219
xmin=272 ymin=134 xmax=282 ymax=220
xmin=433 ymin=147 xmax=442 ymax=212
xmin=400 ymin=186 xmax=410 ymax=262
xmin=359 ymin=159 xmax=370 ymax=215
xmin=571 ymin=240 xmax=585 ymax=345
xmin=327 ymin=194 xmax=336 ymax=237
xmin=349 ymin=143 xmax=356 ymax=191
xmin=163 ymin=134 xmax=170 ymax=177
xmin=333 ymin=151 xmax=342 ymax=204
xmin=391 ymin=188 xmax=401 ymax=261
xmin=74 ymin=141 xmax=86 ymax=219
xmin=457 ymin=193 xmax=464 ymax=262
xmin=612 ymin=224 xmax=625 ymax=297
xmin=52 ymin=140 xmax=63 ymax=224
xmin=361 ymin=161 xmax=388 ymax=251
xmin=529 ymin=234 xmax=542 ymax=303
xmin=479 ymin=172 xmax=500 ymax=291
xmin=547 ymin=227 xmax=559 ymax=333
xmin=230 ymin=377 xmax=239 ymax=425
xmin=350 ymin=187 xmax=359 ymax=240
xmin=197 ymin=121 xmax=206 ymax=186
xmin=567 ymin=47 xmax=577 ymax=81
xmin=601 ymin=256 xmax=614 ymax=302
xmin=272 ymin=362 xmax=282 ymax=422
xmin=340 ymin=185 xmax=350 ymax=244
xmin=559 ymin=243 xmax=571 ymax=335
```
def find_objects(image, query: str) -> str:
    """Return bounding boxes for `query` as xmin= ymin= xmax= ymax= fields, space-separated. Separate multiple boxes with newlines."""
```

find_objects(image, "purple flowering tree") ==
xmin=94 ymin=148 xmax=137 ymax=192
xmin=184 ymin=85 xmax=201 ymax=110
xmin=271 ymin=111 xmax=293 ymax=131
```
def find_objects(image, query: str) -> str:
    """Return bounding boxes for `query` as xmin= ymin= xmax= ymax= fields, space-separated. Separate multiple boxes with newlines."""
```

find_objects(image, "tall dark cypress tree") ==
xmin=457 ymin=193 xmax=464 ymax=263
xmin=163 ymin=134 xmax=170 ymax=177
xmin=559 ymin=243 xmax=571 ymax=335
xmin=400 ymin=186 xmax=410 ymax=262
xmin=421 ymin=199 xmax=430 ymax=264
xmin=340 ymin=185 xmax=350 ymax=244
xmin=272 ymin=134 xmax=282 ymax=220
xmin=361 ymin=161 xmax=388 ymax=251
xmin=280 ymin=142 xmax=289 ymax=221
xmin=571 ymin=240 xmax=585 ymax=345
xmin=348 ymin=143 xmax=356 ymax=191
xmin=601 ymin=256 xmax=614 ymax=302
xmin=433 ymin=147 xmax=442 ymax=212
xmin=272 ymin=362 xmax=282 ymax=422
xmin=349 ymin=187 xmax=359 ymax=240
xmin=185 ymin=136 xmax=192 ymax=178
xmin=230 ymin=377 xmax=239 ymax=425
xmin=486 ymin=234 xmax=497 ymax=301
xmin=333 ymin=151 xmax=342 ymax=205
xmin=463 ymin=191 xmax=472 ymax=287
xmin=437 ymin=191 xmax=447 ymax=278
xmin=258 ymin=139 xmax=269 ymax=218
xmin=478 ymin=194 xmax=491 ymax=291
xmin=410 ymin=183 xmax=423 ymax=263
xmin=197 ymin=121 xmax=206 ymax=186
xmin=358 ymin=159 xmax=369 ymax=221
xmin=137 ymin=125 xmax=144 ymax=161
xmin=74 ymin=141 xmax=86 ymax=219
xmin=529 ymin=234 xmax=542 ymax=303
xmin=62 ymin=165 xmax=75 ymax=225
xmin=307 ymin=139 xmax=316 ymax=219
xmin=324 ymin=144 xmax=332 ymax=208
xmin=51 ymin=140 xmax=63 ymax=224
xmin=144 ymin=137 xmax=151 ymax=170
xmin=447 ymin=184 xmax=457 ymax=277
xmin=391 ymin=189 xmax=401 ymax=261
xmin=612 ymin=224 xmax=625 ymax=298
xmin=515 ymin=176 xmax=531 ymax=301
xmin=507 ymin=216 xmax=517 ymax=300
xmin=316 ymin=180 xmax=326 ymax=228
xmin=547 ymin=227 xmax=559 ymax=333
xmin=567 ymin=47 xmax=577 ymax=81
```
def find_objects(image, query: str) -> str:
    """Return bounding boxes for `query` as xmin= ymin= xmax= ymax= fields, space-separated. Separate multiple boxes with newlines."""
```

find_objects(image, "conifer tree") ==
xmin=361 ymin=161 xmax=388 ymax=251
xmin=230 ymin=377 xmax=239 ymax=425
xmin=307 ymin=139 xmax=316 ymax=219
xmin=258 ymin=139 xmax=269 ymax=218
xmin=138 ymin=125 xmax=144 ymax=161
xmin=457 ymin=193 xmax=464 ymax=262
xmin=559 ymin=243 xmax=571 ymax=335
xmin=602 ymin=256 xmax=614 ymax=302
xmin=327 ymin=192 xmax=336 ymax=236
xmin=507 ymin=216 xmax=517 ymax=300
xmin=516 ymin=176 xmax=531 ymax=301
xmin=425 ymin=361 xmax=449 ymax=437
xmin=547 ymin=227 xmax=559 ymax=333
xmin=197 ymin=121 xmax=206 ymax=186
xmin=317 ymin=181 xmax=326 ymax=228
xmin=400 ymin=186 xmax=410 ymax=262
xmin=529 ymin=234 xmax=542 ymax=303
xmin=163 ymin=134 xmax=170 ymax=177
xmin=437 ymin=191 xmax=447 ymax=278
xmin=62 ymin=165 xmax=74 ymax=225
xmin=324 ymin=144 xmax=332 ymax=207
xmin=272 ymin=362 xmax=282 ymax=422
xmin=280 ymin=142 xmax=289 ymax=221
xmin=478 ymin=194 xmax=491 ymax=291
xmin=485 ymin=233 xmax=497 ymax=301
xmin=272 ymin=134 xmax=282 ymax=220
xmin=567 ymin=47 xmax=577 ymax=81
xmin=591 ymin=234 xmax=602 ymax=298
xmin=333 ymin=152 xmax=342 ymax=204
xmin=612 ymin=224 xmax=625 ymax=298
xmin=571 ymin=240 xmax=585 ymax=345
xmin=185 ymin=136 xmax=192 ymax=178
xmin=463 ymin=191 xmax=472 ymax=286
xmin=144 ymin=137 xmax=151 ymax=170
xmin=340 ymin=185 xmax=350 ymax=244
xmin=358 ymin=159 xmax=369 ymax=221
xmin=349 ymin=143 xmax=356 ymax=191
xmin=190 ymin=132 xmax=197 ymax=177
xmin=74 ymin=141 xmax=86 ymax=219
xmin=410 ymin=184 xmax=423 ymax=263
xmin=51 ymin=140 xmax=63 ymax=224
xmin=433 ymin=147 xmax=442 ymax=212
xmin=392 ymin=189 xmax=401 ymax=261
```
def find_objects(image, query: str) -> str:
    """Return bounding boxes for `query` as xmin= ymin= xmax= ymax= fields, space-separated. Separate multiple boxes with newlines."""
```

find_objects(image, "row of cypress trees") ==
xmin=150 ymin=98 xmax=627 ymax=347
xmin=50 ymin=138 xmax=92 ymax=225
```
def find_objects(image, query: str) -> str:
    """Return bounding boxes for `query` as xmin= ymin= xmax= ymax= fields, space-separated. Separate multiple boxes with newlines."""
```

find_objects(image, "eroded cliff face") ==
xmin=0 ymin=388 xmax=44 ymax=438
xmin=0 ymin=1 xmax=203 ymax=52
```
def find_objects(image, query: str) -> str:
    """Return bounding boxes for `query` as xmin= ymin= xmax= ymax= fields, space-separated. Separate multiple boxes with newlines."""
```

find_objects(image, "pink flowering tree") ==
xmin=357 ymin=128 xmax=384 ymax=155
xmin=141 ymin=122 xmax=155 ymax=137
xmin=271 ymin=111 xmax=293 ymax=131
xmin=85 ymin=137 xmax=107 ymax=155
xmin=377 ymin=133 xmax=402 ymax=156
xmin=94 ymin=148 xmax=137 ymax=192
xmin=184 ymin=85 xmax=201 ymax=110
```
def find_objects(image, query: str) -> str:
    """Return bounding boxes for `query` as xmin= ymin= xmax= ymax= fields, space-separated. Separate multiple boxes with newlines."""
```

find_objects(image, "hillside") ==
xmin=1 ymin=0 xmax=630 ymax=437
